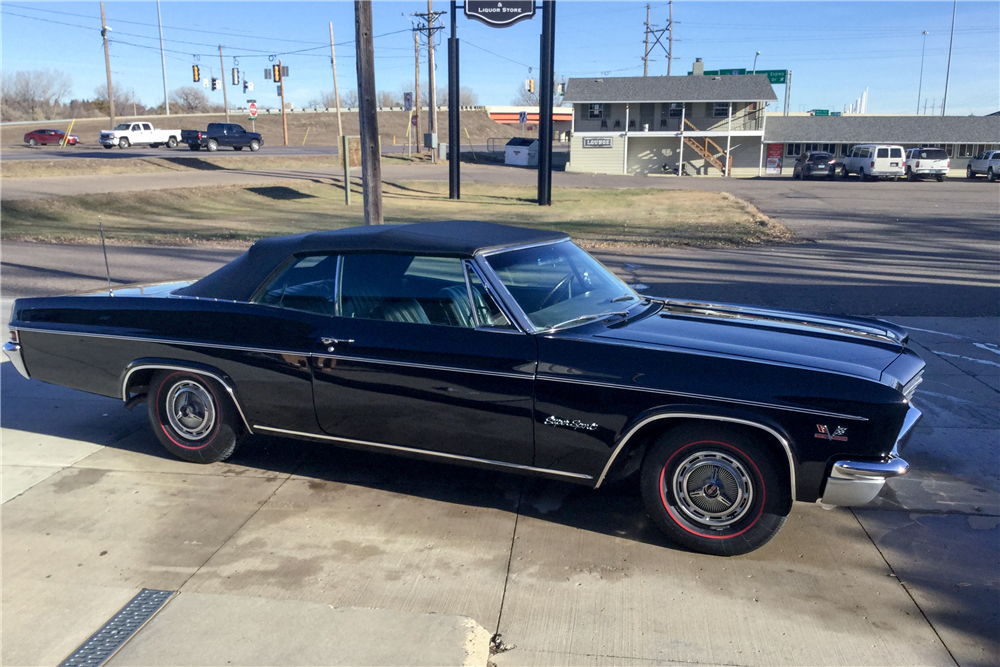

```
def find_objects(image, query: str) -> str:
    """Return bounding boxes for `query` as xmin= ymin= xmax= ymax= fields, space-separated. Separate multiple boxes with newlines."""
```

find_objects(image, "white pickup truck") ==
xmin=99 ymin=122 xmax=182 ymax=149
xmin=967 ymin=150 xmax=1000 ymax=181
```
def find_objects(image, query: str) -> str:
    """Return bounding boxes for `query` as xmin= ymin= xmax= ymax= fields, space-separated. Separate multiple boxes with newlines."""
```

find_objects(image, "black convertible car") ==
xmin=5 ymin=221 xmax=924 ymax=556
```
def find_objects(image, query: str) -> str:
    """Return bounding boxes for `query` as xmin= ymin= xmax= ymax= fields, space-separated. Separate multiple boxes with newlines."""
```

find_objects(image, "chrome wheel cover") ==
xmin=671 ymin=450 xmax=753 ymax=527
xmin=165 ymin=381 xmax=216 ymax=440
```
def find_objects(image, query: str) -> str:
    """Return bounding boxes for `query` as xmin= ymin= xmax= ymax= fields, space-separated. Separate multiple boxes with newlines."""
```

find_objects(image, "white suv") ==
xmin=967 ymin=150 xmax=1000 ymax=181
xmin=842 ymin=144 xmax=905 ymax=181
xmin=904 ymin=147 xmax=950 ymax=182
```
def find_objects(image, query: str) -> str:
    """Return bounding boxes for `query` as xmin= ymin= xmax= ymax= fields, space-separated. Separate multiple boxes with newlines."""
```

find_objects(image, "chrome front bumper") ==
xmin=819 ymin=405 xmax=920 ymax=507
xmin=3 ymin=341 xmax=30 ymax=379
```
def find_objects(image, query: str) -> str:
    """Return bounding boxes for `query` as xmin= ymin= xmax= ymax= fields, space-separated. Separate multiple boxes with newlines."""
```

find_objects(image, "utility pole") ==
xmin=219 ymin=46 xmax=230 ymax=122
xmin=448 ymin=0 xmax=460 ymax=199
xmin=100 ymin=2 xmax=115 ymax=128
xmin=941 ymin=0 xmax=956 ymax=116
xmin=643 ymin=4 xmax=650 ymax=77
xmin=537 ymin=0 xmax=556 ymax=206
xmin=642 ymin=2 xmax=673 ymax=77
xmin=917 ymin=31 xmax=929 ymax=115
xmin=414 ymin=30 xmax=421 ymax=153
xmin=279 ymin=59 xmax=288 ymax=145
xmin=329 ymin=23 xmax=344 ymax=140
xmin=428 ymin=0 xmax=438 ymax=163
xmin=156 ymin=0 xmax=169 ymax=115
xmin=355 ymin=0 xmax=383 ymax=224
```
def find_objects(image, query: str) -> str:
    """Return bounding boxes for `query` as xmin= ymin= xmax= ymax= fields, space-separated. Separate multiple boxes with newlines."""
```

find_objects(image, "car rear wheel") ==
xmin=119 ymin=138 xmax=130 ymax=149
xmin=966 ymin=166 xmax=974 ymax=179
xmin=859 ymin=167 xmax=867 ymax=181
xmin=249 ymin=139 xmax=260 ymax=152
xmin=936 ymin=175 xmax=945 ymax=182
xmin=906 ymin=168 xmax=916 ymax=182
xmin=841 ymin=166 xmax=849 ymax=179
xmin=640 ymin=423 xmax=790 ymax=556
xmin=148 ymin=371 xmax=241 ymax=464
xmin=989 ymin=168 xmax=996 ymax=183
xmin=207 ymin=139 xmax=219 ymax=152
xmin=167 ymin=137 xmax=178 ymax=148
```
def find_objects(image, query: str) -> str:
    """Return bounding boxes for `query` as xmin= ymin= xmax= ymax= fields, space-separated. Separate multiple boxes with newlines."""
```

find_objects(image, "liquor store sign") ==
xmin=465 ymin=1 xmax=536 ymax=27
xmin=583 ymin=137 xmax=613 ymax=149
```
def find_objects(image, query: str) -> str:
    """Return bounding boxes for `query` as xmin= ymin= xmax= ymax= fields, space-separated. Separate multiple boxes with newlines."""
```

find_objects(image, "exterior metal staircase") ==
xmin=683 ymin=118 xmax=730 ymax=175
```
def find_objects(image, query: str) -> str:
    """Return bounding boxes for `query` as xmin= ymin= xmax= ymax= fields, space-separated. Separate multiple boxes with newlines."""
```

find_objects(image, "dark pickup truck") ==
xmin=181 ymin=123 xmax=263 ymax=152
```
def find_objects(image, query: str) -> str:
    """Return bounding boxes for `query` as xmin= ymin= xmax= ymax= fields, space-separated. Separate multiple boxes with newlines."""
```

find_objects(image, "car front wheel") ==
xmin=28 ymin=138 xmax=37 ymax=146
xmin=989 ymin=168 xmax=996 ymax=183
xmin=640 ymin=423 xmax=791 ymax=556
xmin=207 ymin=139 xmax=219 ymax=152
xmin=967 ymin=166 xmax=974 ymax=179
xmin=148 ymin=371 xmax=241 ymax=463
xmin=119 ymin=138 xmax=130 ymax=149
xmin=249 ymin=139 xmax=260 ymax=152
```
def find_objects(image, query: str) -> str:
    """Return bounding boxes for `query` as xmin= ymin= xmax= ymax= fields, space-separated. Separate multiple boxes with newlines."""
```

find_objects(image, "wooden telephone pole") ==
xmin=219 ymin=46 xmax=230 ymax=122
xmin=100 ymin=2 xmax=115 ymax=128
xmin=279 ymin=59 xmax=288 ymax=145
xmin=329 ymin=23 xmax=344 ymax=140
xmin=355 ymin=0 xmax=383 ymax=224
xmin=414 ymin=30 xmax=421 ymax=153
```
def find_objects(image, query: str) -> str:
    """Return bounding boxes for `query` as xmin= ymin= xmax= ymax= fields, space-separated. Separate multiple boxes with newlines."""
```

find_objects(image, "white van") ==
xmin=841 ymin=144 xmax=905 ymax=181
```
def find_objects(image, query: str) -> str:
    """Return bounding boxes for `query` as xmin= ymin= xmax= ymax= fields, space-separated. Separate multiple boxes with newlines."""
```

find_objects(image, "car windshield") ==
xmin=484 ymin=241 xmax=640 ymax=330
xmin=114 ymin=123 xmax=130 ymax=130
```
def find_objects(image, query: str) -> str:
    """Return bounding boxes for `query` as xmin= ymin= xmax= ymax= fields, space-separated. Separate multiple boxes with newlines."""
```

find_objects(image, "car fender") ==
xmin=596 ymin=404 xmax=797 ymax=499
xmin=121 ymin=358 xmax=253 ymax=433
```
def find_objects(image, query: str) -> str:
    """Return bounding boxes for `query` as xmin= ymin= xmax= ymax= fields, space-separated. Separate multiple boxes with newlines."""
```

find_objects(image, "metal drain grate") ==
xmin=59 ymin=588 xmax=175 ymax=667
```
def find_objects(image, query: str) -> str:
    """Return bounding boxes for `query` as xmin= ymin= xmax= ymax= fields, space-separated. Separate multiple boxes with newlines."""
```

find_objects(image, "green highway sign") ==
xmin=812 ymin=109 xmax=829 ymax=116
xmin=756 ymin=69 xmax=788 ymax=84
xmin=687 ymin=68 xmax=747 ymax=76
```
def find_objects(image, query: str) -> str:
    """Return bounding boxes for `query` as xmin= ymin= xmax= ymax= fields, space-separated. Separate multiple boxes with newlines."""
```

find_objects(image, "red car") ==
xmin=23 ymin=129 xmax=78 ymax=146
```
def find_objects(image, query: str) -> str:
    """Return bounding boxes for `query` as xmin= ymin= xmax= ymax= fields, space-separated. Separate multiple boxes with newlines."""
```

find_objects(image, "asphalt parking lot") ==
xmin=1 ymin=168 xmax=997 ymax=666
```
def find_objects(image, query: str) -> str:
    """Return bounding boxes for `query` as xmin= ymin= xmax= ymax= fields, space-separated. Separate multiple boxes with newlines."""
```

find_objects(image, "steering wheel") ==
xmin=539 ymin=274 xmax=574 ymax=309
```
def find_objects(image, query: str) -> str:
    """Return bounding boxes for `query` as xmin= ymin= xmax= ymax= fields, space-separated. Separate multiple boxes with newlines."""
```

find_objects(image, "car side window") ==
xmin=132 ymin=124 xmax=141 ymax=131
xmin=142 ymin=123 xmax=152 ymax=131
xmin=253 ymin=254 xmax=339 ymax=315
xmin=340 ymin=254 xmax=475 ymax=327
xmin=466 ymin=264 xmax=514 ymax=330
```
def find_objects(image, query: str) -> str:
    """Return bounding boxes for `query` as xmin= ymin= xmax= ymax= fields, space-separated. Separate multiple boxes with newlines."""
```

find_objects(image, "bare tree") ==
xmin=93 ymin=82 xmax=132 ymax=114
xmin=342 ymin=89 xmax=359 ymax=108
xmin=510 ymin=75 xmax=563 ymax=107
xmin=307 ymin=91 xmax=342 ymax=109
xmin=377 ymin=90 xmax=400 ymax=107
xmin=169 ymin=86 xmax=210 ymax=113
xmin=1 ymin=69 xmax=72 ymax=120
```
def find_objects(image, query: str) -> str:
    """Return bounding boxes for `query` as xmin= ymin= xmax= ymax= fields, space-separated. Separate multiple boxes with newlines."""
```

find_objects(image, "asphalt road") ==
xmin=1 ymin=164 xmax=998 ymax=666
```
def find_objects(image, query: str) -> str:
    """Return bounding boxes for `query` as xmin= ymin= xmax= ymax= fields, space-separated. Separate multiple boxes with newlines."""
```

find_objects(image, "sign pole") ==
xmin=537 ymin=0 xmax=555 ymax=206
xmin=449 ymin=1 xmax=460 ymax=199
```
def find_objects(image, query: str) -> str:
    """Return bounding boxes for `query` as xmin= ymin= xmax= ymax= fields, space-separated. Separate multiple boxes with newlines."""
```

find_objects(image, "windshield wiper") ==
xmin=610 ymin=294 xmax=635 ymax=303
xmin=549 ymin=311 xmax=629 ymax=331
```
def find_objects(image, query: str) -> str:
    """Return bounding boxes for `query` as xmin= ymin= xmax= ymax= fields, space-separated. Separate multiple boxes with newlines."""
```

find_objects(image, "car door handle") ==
xmin=320 ymin=337 xmax=354 ymax=352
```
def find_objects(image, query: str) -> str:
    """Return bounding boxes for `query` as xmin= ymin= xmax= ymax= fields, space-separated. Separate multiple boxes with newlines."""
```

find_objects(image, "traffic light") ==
xmin=528 ymin=79 xmax=535 ymax=94
xmin=557 ymin=82 xmax=565 ymax=96
xmin=211 ymin=78 xmax=219 ymax=91
xmin=272 ymin=65 xmax=281 ymax=83
xmin=243 ymin=80 xmax=248 ymax=94
xmin=232 ymin=68 xmax=239 ymax=86
xmin=192 ymin=65 xmax=200 ymax=82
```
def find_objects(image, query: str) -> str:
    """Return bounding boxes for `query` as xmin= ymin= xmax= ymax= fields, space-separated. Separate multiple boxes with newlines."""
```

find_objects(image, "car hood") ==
xmin=594 ymin=299 xmax=906 ymax=382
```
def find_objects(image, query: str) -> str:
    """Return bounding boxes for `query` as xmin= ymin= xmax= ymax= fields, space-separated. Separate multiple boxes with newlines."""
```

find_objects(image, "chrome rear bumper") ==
xmin=3 ymin=341 xmax=30 ymax=379
xmin=819 ymin=405 xmax=920 ymax=507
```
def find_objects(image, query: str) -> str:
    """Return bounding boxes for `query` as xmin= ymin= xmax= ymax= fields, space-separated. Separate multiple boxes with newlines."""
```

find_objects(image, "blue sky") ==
xmin=2 ymin=1 xmax=998 ymax=115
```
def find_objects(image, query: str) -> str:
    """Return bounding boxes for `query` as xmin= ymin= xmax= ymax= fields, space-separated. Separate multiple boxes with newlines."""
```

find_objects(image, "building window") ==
xmin=714 ymin=102 xmax=729 ymax=118
xmin=958 ymin=144 xmax=975 ymax=158
xmin=785 ymin=143 xmax=802 ymax=157
xmin=600 ymin=119 xmax=608 ymax=129
xmin=841 ymin=144 xmax=854 ymax=157
xmin=588 ymin=104 xmax=603 ymax=119
xmin=668 ymin=103 xmax=683 ymax=118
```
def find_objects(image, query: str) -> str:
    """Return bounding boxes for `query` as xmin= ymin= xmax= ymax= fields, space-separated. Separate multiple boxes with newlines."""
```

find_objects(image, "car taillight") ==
xmin=9 ymin=330 xmax=19 ymax=344
xmin=197 ymin=132 xmax=202 ymax=139
xmin=870 ymin=161 xmax=875 ymax=167
xmin=947 ymin=161 xmax=950 ymax=167
xmin=916 ymin=161 xmax=920 ymax=168
xmin=828 ymin=159 xmax=835 ymax=164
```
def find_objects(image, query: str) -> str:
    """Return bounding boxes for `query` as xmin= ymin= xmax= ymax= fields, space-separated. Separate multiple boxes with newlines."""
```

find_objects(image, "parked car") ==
xmin=181 ymin=123 xmax=262 ymax=152
xmin=841 ymin=144 xmax=905 ymax=181
xmin=967 ymin=150 xmax=1000 ymax=181
xmin=99 ymin=122 xmax=182 ymax=149
xmin=904 ymin=147 xmax=950 ymax=181
xmin=4 ymin=221 xmax=924 ymax=556
xmin=792 ymin=151 xmax=835 ymax=180
xmin=23 ymin=129 xmax=78 ymax=146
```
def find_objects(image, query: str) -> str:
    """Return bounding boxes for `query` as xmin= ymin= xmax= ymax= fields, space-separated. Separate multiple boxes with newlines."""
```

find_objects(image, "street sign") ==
xmin=404 ymin=92 xmax=413 ymax=112
xmin=812 ymin=109 xmax=829 ymax=116
xmin=687 ymin=68 xmax=746 ymax=76
xmin=519 ymin=111 xmax=528 ymax=124
xmin=465 ymin=0 xmax=535 ymax=27
xmin=249 ymin=102 xmax=258 ymax=119
xmin=411 ymin=113 xmax=418 ymax=127
xmin=756 ymin=69 xmax=788 ymax=84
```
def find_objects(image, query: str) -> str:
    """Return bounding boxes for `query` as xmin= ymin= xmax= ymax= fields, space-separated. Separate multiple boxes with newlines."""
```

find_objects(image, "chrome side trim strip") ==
xmin=3 ymin=341 xmax=30 ymax=379
xmin=15 ymin=326 xmax=306 ymax=358
xmin=595 ymin=412 xmax=796 ymax=500
xmin=538 ymin=374 xmax=868 ymax=421
xmin=122 ymin=364 xmax=254 ymax=435
xmin=314 ymin=354 xmax=532 ymax=380
xmin=253 ymin=425 xmax=593 ymax=480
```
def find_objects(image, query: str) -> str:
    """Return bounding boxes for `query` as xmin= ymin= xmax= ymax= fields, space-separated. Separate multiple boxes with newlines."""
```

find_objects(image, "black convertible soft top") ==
xmin=174 ymin=220 xmax=568 ymax=302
